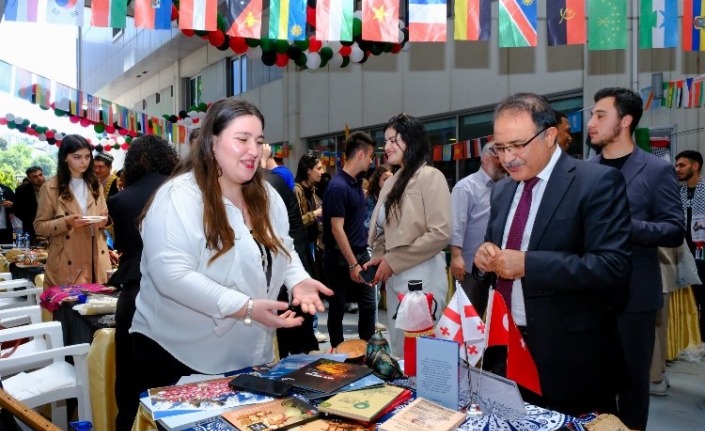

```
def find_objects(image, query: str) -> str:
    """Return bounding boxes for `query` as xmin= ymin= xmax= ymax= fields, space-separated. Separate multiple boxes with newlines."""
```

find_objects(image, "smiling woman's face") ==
xmin=212 ymin=115 xmax=264 ymax=188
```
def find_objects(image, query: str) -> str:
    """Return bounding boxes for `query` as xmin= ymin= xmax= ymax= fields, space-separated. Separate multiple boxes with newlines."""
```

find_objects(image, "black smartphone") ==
xmin=360 ymin=265 xmax=379 ymax=284
xmin=228 ymin=374 xmax=293 ymax=398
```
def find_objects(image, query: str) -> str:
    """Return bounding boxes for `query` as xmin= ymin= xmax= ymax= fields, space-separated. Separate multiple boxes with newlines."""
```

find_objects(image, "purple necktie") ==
xmin=495 ymin=177 xmax=540 ymax=309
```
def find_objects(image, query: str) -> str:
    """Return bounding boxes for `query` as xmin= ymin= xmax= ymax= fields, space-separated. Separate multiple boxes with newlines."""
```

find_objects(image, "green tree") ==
xmin=0 ymin=144 xmax=32 ymax=175
xmin=30 ymin=154 xmax=56 ymax=178
xmin=0 ymin=137 xmax=8 ymax=151
xmin=0 ymin=165 xmax=18 ymax=189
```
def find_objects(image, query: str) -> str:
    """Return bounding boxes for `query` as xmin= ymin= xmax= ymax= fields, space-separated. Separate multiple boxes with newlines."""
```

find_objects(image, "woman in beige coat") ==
xmin=34 ymin=135 xmax=112 ymax=288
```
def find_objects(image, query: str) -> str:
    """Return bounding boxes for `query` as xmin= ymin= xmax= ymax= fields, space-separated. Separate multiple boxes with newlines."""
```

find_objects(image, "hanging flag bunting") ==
xmin=134 ymin=0 xmax=173 ymax=30
xmin=316 ymin=0 xmax=353 ymax=42
xmin=408 ymin=0 xmax=447 ymax=42
xmin=34 ymin=75 xmax=51 ymax=108
xmin=362 ymin=0 xmax=400 ymax=43
xmin=69 ymin=88 xmax=82 ymax=116
xmin=454 ymin=0 xmax=491 ymax=41
xmin=224 ymin=0 xmax=263 ymax=39
xmin=546 ymin=0 xmax=585 ymax=46
xmin=639 ymin=0 xmax=678 ymax=49
xmin=588 ymin=0 xmax=627 ymax=50
xmin=683 ymin=0 xmax=705 ymax=51
xmin=498 ymin=0 xmax=538 ymax=48
xmin=675 ymin=80 xmax=685 ymax=108
xmin=452 ymin=142 xmax=465 ymax=160
xmin=268 ymin=0 xmax=307 ymax=40
xmin=46 ymin=0 xmax=84 ymax=26
xmin=0 ymin=61 xmax=11 ymax=94
xmin=3 ymin=0 xmax=41 ymax=23
xmin=14 ymin=68 xmax=33 ymax=102
xmin=91 ymin=0 xmax=128 ymax=28
xmin=179 ymin=0 xmax=217 ymax=31
xmin=86 ymin=94 xmax=101 ymax=122
xmin=101 ymin=99 xmax=114 ymax=124
xmin=442 ymin=144 xmax=452 ymax=161
xmin=432 ymin=146 xmax=443 ymax=161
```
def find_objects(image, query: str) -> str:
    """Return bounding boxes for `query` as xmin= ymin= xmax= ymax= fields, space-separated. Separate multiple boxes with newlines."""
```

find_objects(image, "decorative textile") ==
xmin=667 ymin=286 xmax=702 ymax=360
xmin=495 ymin=177 xmax=539 ymax=309
xmin=458 ymin=404 xmax=596 ymax=431
xmin=39 ymin=284 xmax=115 ymax=313
xmin=680 ymin=177 xmax=705 ymax=236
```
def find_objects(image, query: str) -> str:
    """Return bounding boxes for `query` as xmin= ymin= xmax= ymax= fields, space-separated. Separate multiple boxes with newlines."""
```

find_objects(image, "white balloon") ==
xmin=398 ymin=30 xmax=405 ymax=43
xmin=38 ymin=133 xmax=46 ymax=141
xmin=14 ymin=117 xmax=23 ymax=125
xmin=350 ymin=44 xmax=365 ymax=62
xmin=353 ymin=10 xmax=362 ymax=19
xmin=306 ymin=52 xmax=322 ymax=70
xmin=401 ymin=42 xmax=412 ymax=52
xmin=246 ymin=46 xmax=262 ymax=60
xmin=328 ymin=41 xmax=342 ymax=52
xmin=5 ymin=114 xmax=14 ymax=122
xmin=188 ymin=110 xmax=199 ymax=117
xmin=330 ymin=53 xmax=344 ymax=68
xmin=197 ymin=111 xmax=207 ymax=120
xmin=398 ymin=19 xmax=406 ymax=29
xmin=117 ymin=137 xmax=125 ymax=145
xmin=55 ymin=132 xmax=64 ymax=140
xmin=108 ymin=138 xmax=116 ymax=146
xmin=183 ymin=117 xmax=193 ymax=127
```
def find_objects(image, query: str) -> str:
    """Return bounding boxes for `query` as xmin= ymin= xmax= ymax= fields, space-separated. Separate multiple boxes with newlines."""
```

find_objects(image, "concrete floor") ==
xmin=317 ymin=305 xmax=705 ymax=430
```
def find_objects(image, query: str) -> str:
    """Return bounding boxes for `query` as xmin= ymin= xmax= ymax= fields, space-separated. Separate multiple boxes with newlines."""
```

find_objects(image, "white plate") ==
xmin=81 ymin=216 xmax=107 ymax=223
xmin=16 ymin=264 xmax=43 ymax=269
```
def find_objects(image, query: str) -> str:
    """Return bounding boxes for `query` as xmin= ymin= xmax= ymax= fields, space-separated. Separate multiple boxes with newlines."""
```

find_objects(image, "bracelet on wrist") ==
xmin=349 ymin=262 xmax=359 ymax=269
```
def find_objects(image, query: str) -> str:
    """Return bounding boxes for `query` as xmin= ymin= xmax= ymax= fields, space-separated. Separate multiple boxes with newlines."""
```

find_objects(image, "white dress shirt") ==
xmin=501 ymin=147 xmax=561 ymax=326
xmin=130 ymin=172 xmax=309 ymax=374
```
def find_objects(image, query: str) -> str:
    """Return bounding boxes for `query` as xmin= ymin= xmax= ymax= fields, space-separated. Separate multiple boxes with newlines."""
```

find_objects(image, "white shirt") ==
xmin=501 ymin=147 xmax=561 ymax=326
xmin=130 ymin=172 xmax=309 ymax=374
xmin=70 ymin=178 xmax=88 ymax=214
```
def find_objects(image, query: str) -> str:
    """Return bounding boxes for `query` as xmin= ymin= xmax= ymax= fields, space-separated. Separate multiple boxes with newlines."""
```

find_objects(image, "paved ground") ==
xmin=316 ymin=305 xmax=705 ymax=430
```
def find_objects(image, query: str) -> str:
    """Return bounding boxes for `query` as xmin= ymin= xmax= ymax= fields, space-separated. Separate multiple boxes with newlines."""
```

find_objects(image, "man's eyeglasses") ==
xmin=490 ymin=127 xmax=549 ymax=157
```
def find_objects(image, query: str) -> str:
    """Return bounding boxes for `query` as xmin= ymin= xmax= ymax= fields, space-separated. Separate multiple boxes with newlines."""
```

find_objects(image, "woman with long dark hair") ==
xmin=130 ymin=98 xmax=332 ymax=392
xmin=364 ymin=113 xmax=451 ymax=357
xmin=34 ymin=134 xmax=111 ymax=287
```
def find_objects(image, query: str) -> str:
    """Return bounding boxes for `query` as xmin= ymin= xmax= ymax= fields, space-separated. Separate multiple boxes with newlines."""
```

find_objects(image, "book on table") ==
xmin=378 ymin=397 xmax=467 ymax=431
xmin=288 ymin=418 xmax=377 ymax=430
xmin=301 ymin=374 xmax=385 ymax=401
xmin=221 ymin=397 xmax=319 ymax=431
xmin=260 ymin=353 xmax=348 ymax=379
xmin=317 ymin=385 xmax=408 ymax=423
xmin=279 ymin=358 xmax=372 ymax=395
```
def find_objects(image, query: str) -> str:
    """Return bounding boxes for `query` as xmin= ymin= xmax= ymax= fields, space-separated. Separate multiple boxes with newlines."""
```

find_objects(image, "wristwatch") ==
xmin=243 ymin=298 xmax=254 ymax=326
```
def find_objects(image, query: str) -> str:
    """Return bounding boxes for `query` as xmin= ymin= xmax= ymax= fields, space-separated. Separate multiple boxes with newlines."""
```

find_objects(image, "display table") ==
xmin=8 ymin=263 xmax=44 ymax=284
xmin=53 ymin=300 xmax=114 ymax=347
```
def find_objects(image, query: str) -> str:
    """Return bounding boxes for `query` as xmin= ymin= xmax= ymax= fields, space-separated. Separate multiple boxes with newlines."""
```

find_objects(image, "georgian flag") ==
xmin=434 ymin=284 xmax=485 ymax=366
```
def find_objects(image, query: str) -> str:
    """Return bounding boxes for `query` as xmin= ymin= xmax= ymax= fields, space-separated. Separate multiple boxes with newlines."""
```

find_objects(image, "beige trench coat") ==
xmin=34 ymin=177 xmax=112 ymax=288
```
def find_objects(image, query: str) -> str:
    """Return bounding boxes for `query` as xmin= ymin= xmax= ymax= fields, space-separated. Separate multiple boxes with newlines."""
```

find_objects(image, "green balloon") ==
xmin=341 ymin=56 xmax=350 ymax=68
xmin=198 ymin=102 xmax=208 ymax=111
xmin=7 ymin=122 xmax=15 ymax=129
xmin=194 ymin=29 xmax=209 ymax=37
xmin=245 ymin=38 xmax=260 ymax=48
xmin=217 ymin=14 xmax=227 ymax=33
xmin=94 ymin=124 xmax=105 ymax=133
xmin=54 ymin=109 xmax=65 ymax=117
xmin=275 ymin=40 xmax=290 ymax=54
xmin=162 ymin=114 xmax=170 ymax=120
xmin=319 ymin=57 xmax=329 ymax=68
xmin=22 ymin=119 xmax=30 ymax=126
xmin=113 ymin=143 xmax=120 ymax=150
xmin=39 ymin=105 xmax=50 ymax=111
xmin=371 ymin=45 xmax=383 ymax=56
xmin=260 ymin=38 xmax=274 ymax=51
xmin=383 ymin=43 xmax=393 ymax=53
xmin=319 ymin=46 xmax=333 ymax=61
xmin=294 ymin=39 xmax=309 ymax=50
xmin=294 ymin=54 xmax=308 ymax=67
xmin=353 ymin=18 xmax=362 ymax=37
xmin=125 ymin=135 xmax=133 ymax=143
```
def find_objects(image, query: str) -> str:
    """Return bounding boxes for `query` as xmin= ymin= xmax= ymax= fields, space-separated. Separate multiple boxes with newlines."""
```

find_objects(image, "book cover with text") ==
xmin=279 ymin=359 xmax=372 ymax=394
xmin=221 ymin=397 xmax=319 ymax=431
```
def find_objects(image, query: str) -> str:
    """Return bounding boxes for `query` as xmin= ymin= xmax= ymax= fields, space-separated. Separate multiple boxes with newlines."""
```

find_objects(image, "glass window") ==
xmin=231 ymin=58 xmax=241 ymax=96
xmin=425 ymin=117 xmax=457 ymax=189
xmin=189 ymin=75 xmax=202 ymax=107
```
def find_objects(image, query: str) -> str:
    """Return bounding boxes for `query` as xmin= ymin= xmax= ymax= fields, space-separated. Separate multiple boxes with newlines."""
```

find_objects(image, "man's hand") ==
xmin=291 ymin=278 xmax=334 ymax=314
xmin=474 ymin=242 xmax=501 ymax=273
xmin=2 ymin=200 xmax=12 ymax=208
xmin=350 ymin=263 xmax=363 ymax=283
xmin=450 ymin=254 xmax=466 ymax=281
xmin=491 ymin=249 xmax=526 ymax=280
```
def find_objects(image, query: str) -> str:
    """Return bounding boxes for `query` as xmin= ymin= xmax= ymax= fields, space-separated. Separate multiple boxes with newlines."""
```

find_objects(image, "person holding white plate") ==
xmin=34 ymin=134 xmax=112 ymax=288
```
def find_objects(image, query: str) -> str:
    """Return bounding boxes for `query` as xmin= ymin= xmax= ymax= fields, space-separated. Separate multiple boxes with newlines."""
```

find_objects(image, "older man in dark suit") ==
xmin=475 ymin=92 xmax=632 ymax=417
xmin=588 ymin=87 xmax=684 ymax=431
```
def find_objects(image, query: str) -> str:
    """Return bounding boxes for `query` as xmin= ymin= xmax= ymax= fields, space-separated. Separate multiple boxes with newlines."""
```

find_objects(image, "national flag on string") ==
xmin=472 ymin=138 xmax=482 ymax=157
xmin=3 ymin=0 xmax=41 ymax=22
xmin=498 ymin=0 xmax=537 ymax=47
xmin=486 ymin=290 xmax=542 ymax=395
xmin=666 ymin=81 xmax=675 ymax=108
xmin=46 ymin=0 xmax=84 ymax=26
xmin=452 ymin=142 xmax=465 ymax=160
xmin=179 ymin=0 xmax=217 ymax=31
xmin=442 ymin=144 xmax=452 ymax=161
xmin=408 ymin=0 xmax=446 ymax=42
xmin=694 ymin=79 xmax=704 ymax=107
xmin=34 ymin=76 xmax=51 ymax=108
xmin=316 ymin=0 xmax=354 ymax=41
xmin=0 ymin=60 xmax=12 ymax=94
xmin=454 ymin=0 xmax=491 ymax=41
xmin=268 ymin=0 xmax=306 ymax=40
xmin=676 ymin=80 xmax=684 ymax=108
xmin=91 ymin=0 xmax=127 ymax=28
xmin=69 ymin=88 xmax=83 ymax=116
xmin=588 ymin=0 xmax=627 ymax=50
xmin=546 ymin=0 xmax=586 ymax=46
xmin=362 ymin=0 xmax=400 ymax=42
xmin=173 ymin=124 xmax=187 ymax=144
xmin=52 ymin=82 xmax=70 ymax=111
xmin=639 ymin=0 xmax=678 ymax=49
xmin=685 ymin=78 xmax=694 ymax=108
xmin=223 ymin=0 xmax=262 ymax=38
xmin=134 ymin=0 xmax=173 ymax=30
xmin=14 ymin=68 xmax=33 ymax=102
xmin=432 ymin=145 xmax=442 ymax=162
xmin=128 ymin=110 xmax=138 ymax=132
xmin=86 ymin=94 xmax=101 ymax=122
xmin=640 ymin=86 xmax=654 ymax=110
xmin=434 ymin=285 xmax=485 ymax=366
xmin=101 ymin=100 xmax=114 ymax=124
xmin=683 ymin=0 xmax=705 ymax=51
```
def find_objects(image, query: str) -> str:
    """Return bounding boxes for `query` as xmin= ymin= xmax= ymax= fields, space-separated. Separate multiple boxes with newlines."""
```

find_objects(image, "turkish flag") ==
xmin=486 ymin=290 xmax=542 ymax=395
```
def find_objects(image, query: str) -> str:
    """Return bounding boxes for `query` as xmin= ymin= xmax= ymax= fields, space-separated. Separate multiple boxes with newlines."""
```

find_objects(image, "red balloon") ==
xmin=192 ymin=117 xmax=200 ymax=124
xmin=391 ymin=44 xmax=403 ymax=54
xmin=105 ymin=125 xmax=115 ymax=134
xmin=275 ymin=53 xmax=289 ymax=68
xmin=171 ymin=4 xmax=178 ymax=21
xmin=309 ymin=36 xmax=322 ymax=52
xmin=0 ymin=118 xmax=7 ymax=126
xmin=26 ymin=128 xmax=34 ymax=135
xmin=50 ymin=102 xmax=55 ymax=109
xmin=80 ymin=118 xmax=91 ymax=127
xmin=208 ymin=30 xmax=225 ymax=47
xmin=46 ymin=130 xmax=55 ymax=139
xmin=128 ymin=131 xmax=139 ymax=138
xmin=339 ymin=45 xmax=352 ymax=56
xmin=104 ymin=144 xmax=112 ymax=151
xmin=121 ymin=143 xmax=130 ymax=150
xmin=86 ymin=138 xmax=92 ymax=144
xmin=229 ymin=37 xmax=248 ymax=54
xmin=56 ymin=141 xmax=61 ymax=147
xmin=306 ymin=6 xmax=316 ymax=26
xmin=181 ymin=28 xmax=195 ymax=38
xmin=118 ymin=128 xmax=128 ymax=136
xmin=69 ymin=115 xmax=80 ymax=124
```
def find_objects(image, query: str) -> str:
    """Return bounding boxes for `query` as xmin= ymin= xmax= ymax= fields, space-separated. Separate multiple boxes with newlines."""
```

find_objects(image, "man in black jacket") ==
xmin=0 ymin=183 xmax=16 ymax=245
xmin=13 ymin=166 xmax=45 ymax=245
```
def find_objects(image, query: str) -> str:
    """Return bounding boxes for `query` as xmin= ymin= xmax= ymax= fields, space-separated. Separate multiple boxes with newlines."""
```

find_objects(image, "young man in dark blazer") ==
xmin=13 ymin=166 xmax=45 ymax=245
xmin=589 ymin=87 xmax=684 ymax=431
xmin=475 ymin=92 xmax=632 ymax=418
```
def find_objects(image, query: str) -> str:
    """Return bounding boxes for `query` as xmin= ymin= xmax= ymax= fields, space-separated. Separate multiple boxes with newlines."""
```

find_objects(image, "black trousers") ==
xmin=131 ymin=332 xmax=198 ymax=399
xmin=114 ymin=282 xmax=140 ymax=431
xmin=693 ymin=260 xmax=705 ymax=342
xmin=616 ymin=310 xmax=657 ymax=431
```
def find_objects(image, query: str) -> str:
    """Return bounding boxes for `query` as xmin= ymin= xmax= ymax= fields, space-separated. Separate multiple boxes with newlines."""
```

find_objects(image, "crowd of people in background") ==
xmin=4 ymin=88 xmax=704 ymax=431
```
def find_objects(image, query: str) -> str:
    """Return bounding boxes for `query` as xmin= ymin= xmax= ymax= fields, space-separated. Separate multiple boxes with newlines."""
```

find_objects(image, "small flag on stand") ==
xmin=434 ymin=284 xmax=485 ymax=366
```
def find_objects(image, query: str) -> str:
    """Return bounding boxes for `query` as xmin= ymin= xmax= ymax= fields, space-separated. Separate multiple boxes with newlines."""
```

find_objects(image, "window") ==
xmin=189 ymin=75 xmax=202 ymax=107
xmin=424 ymin=118 xmax=457 ymax=189
xmin=112 ymin=28 xmax=123 ymax=42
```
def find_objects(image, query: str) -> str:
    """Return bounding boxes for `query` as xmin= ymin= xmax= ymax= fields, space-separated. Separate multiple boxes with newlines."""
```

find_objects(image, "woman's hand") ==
xmin=291 ymin=278 xmax=334 ymax=314
xmin=95 ymin=210 xmax=109 ymax=228
xmin=364 ymin=256 xmax=393 ymax=284
xmin=232 ymin=299 xmax=305 ymax=328
xmin=65 ymin=214 xmax=92 ymax=230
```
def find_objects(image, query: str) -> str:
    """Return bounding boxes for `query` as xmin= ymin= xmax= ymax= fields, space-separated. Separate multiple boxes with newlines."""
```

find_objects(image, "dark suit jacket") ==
xmin=592 ymin=148 xmax=684 ymax=312
xmin=13 ymin=182 xmax=38 ymax=241
xmin=486 ymin=152 xmax=632 ymax=402
xmin=0 ymin=185 xmax=15 ymax=244
xmin=107 ymin=173 xmax=168 ymax=286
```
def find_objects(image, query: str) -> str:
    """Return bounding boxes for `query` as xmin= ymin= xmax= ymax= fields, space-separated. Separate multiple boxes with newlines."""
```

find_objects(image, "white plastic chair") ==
xmin=0 ymin=271 xmax=12 ymax=281
xmin=0 ymin=305 xmax=43 ymax=326
xmin=0 ymin=340 xmax=92 ymax=431
xmin=0 ymin=321 xmax=65 ymax=375
xmin=0 ymin=279 xmax=42 ymax=311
